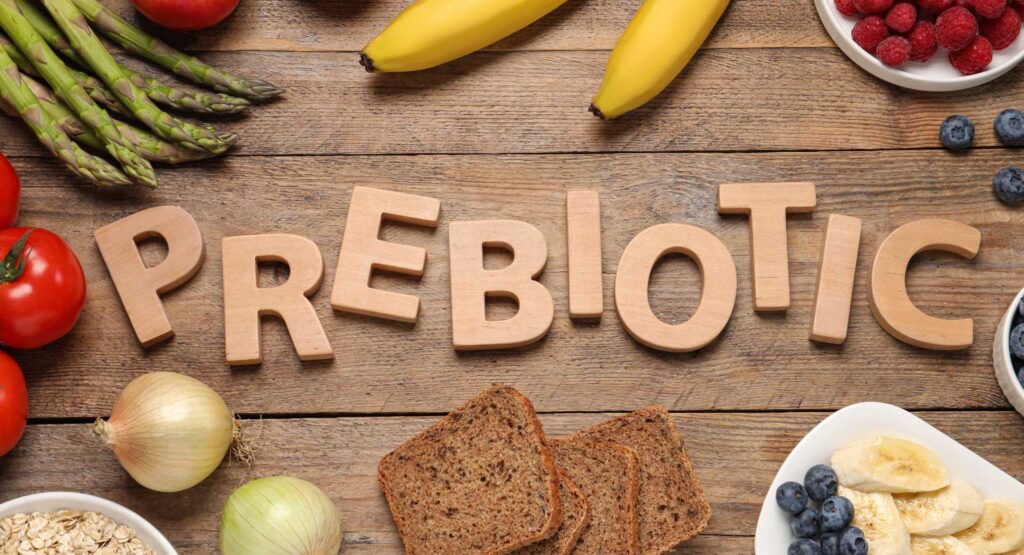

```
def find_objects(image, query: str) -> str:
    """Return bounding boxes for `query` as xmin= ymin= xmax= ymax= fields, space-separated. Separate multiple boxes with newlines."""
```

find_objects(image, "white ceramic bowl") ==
xmin=994 ymin=286 xmax=1024 ymax=416
xmin=754 ymin=402 xmax=1024 ymax=553
xmin=0 ymin=492 xmax=176 ymax=555
xmin=815 ymin=0 xmax=1024 ymax=91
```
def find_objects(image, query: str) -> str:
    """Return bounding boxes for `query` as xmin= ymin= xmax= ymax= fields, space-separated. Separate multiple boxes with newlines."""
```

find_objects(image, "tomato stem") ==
xmin=0 ymin=229 xmax=33 ymax=284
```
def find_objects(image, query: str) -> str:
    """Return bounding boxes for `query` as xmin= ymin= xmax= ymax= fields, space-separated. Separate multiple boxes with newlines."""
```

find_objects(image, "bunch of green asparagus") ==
xmin=0 ymin=0 xmax=282 ymax=187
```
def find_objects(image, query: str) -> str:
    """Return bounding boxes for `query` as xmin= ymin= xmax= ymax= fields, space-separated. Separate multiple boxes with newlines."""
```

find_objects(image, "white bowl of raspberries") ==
xmin=816 ymin=0 xmax=1024 ymax=90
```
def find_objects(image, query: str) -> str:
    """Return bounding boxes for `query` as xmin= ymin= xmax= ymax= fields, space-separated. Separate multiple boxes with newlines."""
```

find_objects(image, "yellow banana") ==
xmin=361 ymin=0 xmax=568 ymax=73
xmin=590 ymin=0 xmax=731 ymax=120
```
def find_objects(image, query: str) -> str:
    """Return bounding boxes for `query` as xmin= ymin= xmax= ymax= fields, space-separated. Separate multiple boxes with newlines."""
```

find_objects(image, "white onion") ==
xmin=220 ymin=476 xmax=342 ymax=555
xmin=93 ymin=371 xmax=236 ymax=492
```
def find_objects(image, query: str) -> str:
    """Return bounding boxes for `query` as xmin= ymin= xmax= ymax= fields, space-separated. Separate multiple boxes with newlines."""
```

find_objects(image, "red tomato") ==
xmin=0 ymin=228 xmax=86 ymax=349
xmin=131 ymin=0 xmax=239 ymax=31
xmin=0 ymin=350 xmax=27 ymax=457
xmin=0 ymin=153 xmax=19 ymax=229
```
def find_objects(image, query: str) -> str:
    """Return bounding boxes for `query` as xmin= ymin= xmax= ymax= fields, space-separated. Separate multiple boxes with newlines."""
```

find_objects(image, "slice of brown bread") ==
xmin=567 ymin=406 xmax=711 ymax=555
xmin=378 ymin=384 xmax=562 ymax=555
xmin=549 ymin=439 xmax=640 ymax=555
xmin=514 ymin=469 xmax=592 ymax=555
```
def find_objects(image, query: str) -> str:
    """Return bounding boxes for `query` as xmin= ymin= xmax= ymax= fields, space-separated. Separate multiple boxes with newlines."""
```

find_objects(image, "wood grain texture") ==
xmin=5 ymin=48 xmax=1024 ymax=156
xmin=2 ymin=411 xmax=1024 ymax=554
xmin=6 ymin=149 xmax=1023 ymax=418
xmin=92 ymin=0 xmax=831 ymax=53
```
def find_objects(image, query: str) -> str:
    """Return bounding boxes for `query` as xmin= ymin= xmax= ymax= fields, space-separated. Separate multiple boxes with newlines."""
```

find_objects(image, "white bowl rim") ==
xmin=994 ymin=287 xmax=1024 ymax=400
xmin=0 ymin=491 xmax=177 ymax=555
xmin=814 ymin=0 xmax=1024 ymax=91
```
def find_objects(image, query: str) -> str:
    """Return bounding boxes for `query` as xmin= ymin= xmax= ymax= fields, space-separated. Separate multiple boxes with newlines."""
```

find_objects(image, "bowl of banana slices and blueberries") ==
xmin=776 ymin=436 xmax=1023 ymax=555
xmin=995 ymin=287 xmax=1024 ymax=416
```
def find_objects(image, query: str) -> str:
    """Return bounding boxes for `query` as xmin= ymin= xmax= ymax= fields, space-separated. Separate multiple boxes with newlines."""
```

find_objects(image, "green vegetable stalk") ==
xmin=14 ymin=0 xmax=250 ymax=116
xmin=0 ymin=0 xmax=156 ymax=186
xmin=1 ymin=33 xmax=131 ymax=116
xmin=0 ymin=45 xmax=130 ymax=186
xmin=21 ymin=73 xmax=220 ymax=164
xmin=69 ymin=0 xmax=283 ymax=101
xmin=39 ymin=0 xmax=230 ymax=154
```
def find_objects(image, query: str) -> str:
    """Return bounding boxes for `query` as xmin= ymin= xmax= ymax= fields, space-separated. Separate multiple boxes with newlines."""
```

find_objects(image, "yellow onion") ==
xmin=221 ymin=476 xmax=342 ymax=555
xmin=93 ymin=371 xmax=236 ymax=492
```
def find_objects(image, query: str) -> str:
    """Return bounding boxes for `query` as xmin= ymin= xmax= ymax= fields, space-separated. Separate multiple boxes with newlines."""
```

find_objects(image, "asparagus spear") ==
xmin=15 ymin=0 xmax=250 ymax=115
xmin=0 ymin=0 xmax=156 ymax=186
xmin=1 ymin=32 xmax=129 ymax=116
xmin=69 ymin=0 xmax=282 ymax=101
xmin=22 ymin=73 xmax=221 ymax=164
xmin=0 ymin=46 xmax=130 ymax=186
xmin=39 ymin=0 xmax=230 ymax=154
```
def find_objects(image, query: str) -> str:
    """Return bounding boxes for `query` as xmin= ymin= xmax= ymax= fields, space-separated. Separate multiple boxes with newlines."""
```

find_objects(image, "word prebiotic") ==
xmin=93 ymin=184 xmax=981 ymax=364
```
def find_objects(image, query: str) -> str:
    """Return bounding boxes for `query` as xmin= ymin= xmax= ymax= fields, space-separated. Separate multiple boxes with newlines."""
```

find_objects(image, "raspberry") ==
xmin=853 ymin=15 xmax=891 ymax=52
xmin=908 ymin=21 xmax=940 ymax=61
xmin=876 ymin=36 xmax=912 ymax=65
xmin=918 ymin=0 xmax=955 ymax=12
xmin=949 ymin=35 xmax=994 ymax=73
xmin=936 ymin=6 xmax=979 ymax=50
xmin=854 ymin=0 xmax=894 ymax=13
xmin=981 ymin=4 xmax=1021 ymax=48
xmin=886 ymin=2 xmax=918 ymax=30
xmin=836 ymin=0 xmax=860 ymax=15
xmin=973 ymin=0 xmax=1008 ymax=18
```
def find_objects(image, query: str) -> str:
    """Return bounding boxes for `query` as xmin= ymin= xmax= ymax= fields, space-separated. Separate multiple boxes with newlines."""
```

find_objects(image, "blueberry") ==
xmin=805 ymin=465 xmax=839 ymax=502
xmin=1017 ymin=366 xmax=1024 ymax=388
xmin=819 ymin=496 xmax=854 ymax=532
xmin=821 ymin=532 xmax=840 ymax=555
xmin=776 ymin=481 xmax=809 ymax=514
xmin=994 ymin=167 xmax=1024 ymax=204
xmin=996 ymin=166 xmax=1024 ymax=202
xmin=995 ymin=109 xmax=1024 ymax=146
xmin=791 ymin=507 xmax=821 ymax=539
xmin=789 ymin=539 xmax=823 ymax=555
xmin=839 ymin=526 xmax=868 ymax=555
xmin=1018 ymin=298 xmax=1024 ymax=319
xmin=1012 ymin=323 xmax=1024 ymax=359
xmin=940 ymin=115 xmax=975 ymax=150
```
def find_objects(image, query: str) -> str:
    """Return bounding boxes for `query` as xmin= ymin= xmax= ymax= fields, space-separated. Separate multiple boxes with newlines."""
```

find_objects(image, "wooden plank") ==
xmin=2 ymin=48 xmax=1022 ymax=156
xmin=1 ymin=411 xmax=1022 ymax=553
xmin=96 ymin=0 xmax=830 ymax=53
xmin=7 ymin=150 xmax=1023 ymax=418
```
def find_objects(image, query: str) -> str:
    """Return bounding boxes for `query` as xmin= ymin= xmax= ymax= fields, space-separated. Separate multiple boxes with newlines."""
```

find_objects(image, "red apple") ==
xmin=131 ymin=0 xmax=240 ymax=31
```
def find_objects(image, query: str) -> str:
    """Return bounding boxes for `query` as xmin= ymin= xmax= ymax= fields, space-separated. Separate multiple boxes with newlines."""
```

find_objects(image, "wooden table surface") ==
xmin=3 ymin=0 xmax=1024 ymax=552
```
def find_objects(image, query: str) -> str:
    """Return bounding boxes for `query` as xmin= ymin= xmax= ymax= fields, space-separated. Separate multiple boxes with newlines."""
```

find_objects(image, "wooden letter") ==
xmin=223 ymin=234 xmax=333 ymax=365
xmin=868 ymin=219 xmax=981 ymax=350
xmin=94 ymin=206 xmax=204 ymax=347
xmin=331 ymin=186 xmax=441 ymax=323
xmin=566 ymin=190 xmax=603 ymax=319
xmin=718 ymin=182 xmax=816 ymax=311
xmin=615 ymin=223 xmax=737 ymax=352
xmin=810 ymin=214 xmax=862 ymax=345
xmin=449 ymin=220 xmax=554 ymax=350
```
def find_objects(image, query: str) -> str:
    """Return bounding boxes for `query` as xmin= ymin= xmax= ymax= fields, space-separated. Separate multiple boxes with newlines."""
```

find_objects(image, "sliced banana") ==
xmin=840 ymin=485 xmax=913 ymax=555
xmin=910 ymin=536 xmax=974 ymax=555
xmin=953 ymin=500 xmax=1024 ymax=555
xmin=894 ymin=480 xmax=984 ymax=536
xmin=832 ymin=436 xmax=950 ymax=493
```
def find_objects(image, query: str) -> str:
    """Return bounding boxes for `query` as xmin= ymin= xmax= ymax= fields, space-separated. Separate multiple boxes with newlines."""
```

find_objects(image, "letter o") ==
xmin=614 ymin=223 xmax=737 ymax=352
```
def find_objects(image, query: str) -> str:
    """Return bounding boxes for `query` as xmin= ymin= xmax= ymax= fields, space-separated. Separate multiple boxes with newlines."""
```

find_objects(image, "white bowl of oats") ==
xmin=0 ymin=492 xmax=176 ymax=554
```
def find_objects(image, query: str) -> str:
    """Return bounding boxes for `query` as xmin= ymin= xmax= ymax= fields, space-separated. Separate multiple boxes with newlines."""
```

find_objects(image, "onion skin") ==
xmin=94 ymin=371 xmax=234 ymax=493
xmin=221 ymin=476 xmax=343 ymax=555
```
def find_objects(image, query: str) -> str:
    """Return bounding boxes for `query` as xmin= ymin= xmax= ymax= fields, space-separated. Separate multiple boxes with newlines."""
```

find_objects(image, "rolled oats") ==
xmin=0 ymin=510 xmax=158 ymax=555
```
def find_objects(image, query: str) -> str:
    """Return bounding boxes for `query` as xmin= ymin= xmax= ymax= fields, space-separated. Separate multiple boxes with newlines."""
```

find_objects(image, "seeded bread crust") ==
xmin=550 ymin=439 xmax=641 ymax=555
xmin=378 ymin=385 xmax=562 ymax=555
xmin=514 ymin=469 xmax=592 ymax=555
xmin=567 ymin=406 xmax=711 ymax=555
